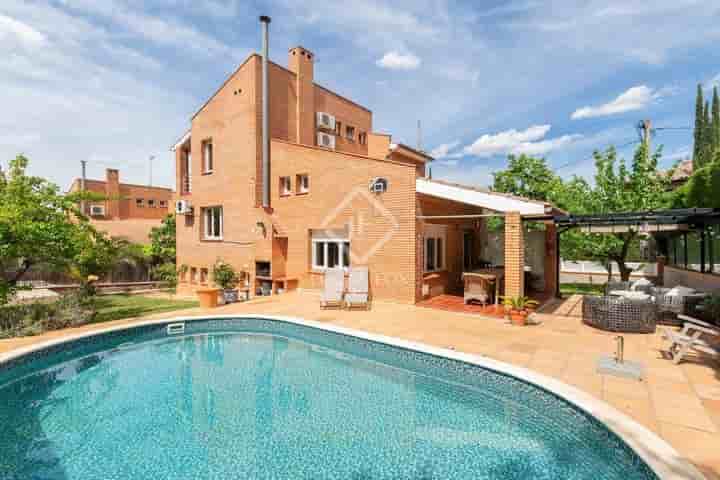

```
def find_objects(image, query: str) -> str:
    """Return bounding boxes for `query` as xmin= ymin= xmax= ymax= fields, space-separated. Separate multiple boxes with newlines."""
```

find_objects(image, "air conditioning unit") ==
xmin=369 ymin=177 xmax=388 ymax=193
xmin=316 ymin=112 xmax=336 ymax=131
xmin=317 ymin=132 xmax=336 ymax=150
xmin=175 ymin=200 xmax=193 ymax=215
xmin=90 ymin=205 xmax=105 ymax=216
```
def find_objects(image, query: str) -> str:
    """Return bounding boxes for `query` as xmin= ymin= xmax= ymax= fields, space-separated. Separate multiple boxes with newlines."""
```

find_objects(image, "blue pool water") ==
xmin=0 ymin=318 xmax=657 ymax=479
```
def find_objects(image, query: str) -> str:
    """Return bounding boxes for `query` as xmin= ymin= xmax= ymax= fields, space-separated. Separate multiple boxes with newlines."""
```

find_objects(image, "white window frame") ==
xmin=159 ymin=200 xmax=168 ymax=208
xmin=297 ymin=174 xmax=309 ymax=194
xmin=280 ymin=176 xmax=292 ymax=196
xmin=345 ymin=125 xmax=355 ymax=141
xmin=203 ymin=206 xmax=223 ymax=240
xmin=136 ymin=198 xmax=144 ymax=208
xmin=148 ymin=199 xmax=156 ymax=208
xmin=202 ymin=139 xmax=213 ymax=174
xmin=423 ymin=224 xmax=447 ymax=273
xmin=311 ymin=237 xmax=350 ymax=270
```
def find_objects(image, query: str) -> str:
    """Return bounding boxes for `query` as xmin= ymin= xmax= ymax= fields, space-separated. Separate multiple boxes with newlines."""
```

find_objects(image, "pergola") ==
xmin=553 ymin=208 xmax=720 ymax=297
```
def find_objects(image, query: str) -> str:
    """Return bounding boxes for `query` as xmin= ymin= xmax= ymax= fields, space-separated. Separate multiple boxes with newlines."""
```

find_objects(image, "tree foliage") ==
xmin=148 ymin=214 xmax=176 ymax=265
xmin=492 ymin=154 xmax=563 ymax=202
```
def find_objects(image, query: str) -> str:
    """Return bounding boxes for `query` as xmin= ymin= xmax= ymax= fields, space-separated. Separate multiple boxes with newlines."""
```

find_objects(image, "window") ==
xmin=148 ymin=199 xmax=156 ymax=208
xmin=159 ymin=200 xmax=168 ymax=208
xmin=424 ymin=224 xmax=446 ymax=272
xmin=200 ymin=268 xmax=208 ymax=284
xmin=311 ymin=230 xmax=350 ymax=270
xmin=335 ymin=121 xmax=342 ymax=136
xmin=190 ymin=267 xmax=198 ymax=283
xmin=346 ymin=125 xmax=355 ymax=141
xmin=280 ymin=176 xmax=292 ymax=196
xmin=296 ymin=174 xmax=309 ymax=194
xmin=202 ymin=139 xmax=213 ymax=174
xmin=358 ymin=132 xmax=367 ymax=145
xmin=203 ymin=206 xmax=223 ymax=240
xmin=136 ymin=198 xmax=144 ymax=208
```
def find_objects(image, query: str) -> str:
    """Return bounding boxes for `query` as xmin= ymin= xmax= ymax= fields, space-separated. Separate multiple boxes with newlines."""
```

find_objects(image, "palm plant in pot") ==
xmin=501 ymin=296 xmax=539 ymax=326
xmin=213 ymin=260 xmax=239 ymax=304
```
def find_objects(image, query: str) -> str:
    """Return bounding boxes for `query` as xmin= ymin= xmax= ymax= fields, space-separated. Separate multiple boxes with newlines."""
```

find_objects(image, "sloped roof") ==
xmin=416 ymin=178 xmax=553 ymax=216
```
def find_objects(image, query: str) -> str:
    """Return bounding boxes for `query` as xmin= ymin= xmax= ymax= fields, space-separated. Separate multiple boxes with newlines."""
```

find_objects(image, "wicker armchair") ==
xmin=651 ymin=287 xmax=706 ymax=326
xmin=583 ymin=295 xmax=657 ymax=333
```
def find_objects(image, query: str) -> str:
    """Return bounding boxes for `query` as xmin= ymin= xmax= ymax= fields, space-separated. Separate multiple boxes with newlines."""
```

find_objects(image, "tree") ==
xmin=685 ymin=154 xmax=720 ymax=208
xmin=693 ymin=84 xmax=705 ymax=164
xmin=700 ymin=100 xmax=714 ymax=168
xmin=562 ymin=144 xmax=671 ymax=281
xmin=0 ymin=155 xmax=89 ymax=302
xmin=712 ymin=87 xmax=720 ymax=153
xmin=492 ymin=154 xmax=563 ymax=201
xmin=148 ymin=214 xmax=176 ymax=265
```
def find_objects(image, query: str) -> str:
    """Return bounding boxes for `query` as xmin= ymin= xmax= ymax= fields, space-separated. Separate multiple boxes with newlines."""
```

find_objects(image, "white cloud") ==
xmin=461 ymin=125 xmax=582 ymax=158
xmin=430 ymin=141 xmax=460 ymax=159
xmin=571 ymin=85 xmax=669 ymax=119
xmin=376 ymin=51 xmax=421 ymax=70
xmin=0 ymin=13 xmax=46 ymax=46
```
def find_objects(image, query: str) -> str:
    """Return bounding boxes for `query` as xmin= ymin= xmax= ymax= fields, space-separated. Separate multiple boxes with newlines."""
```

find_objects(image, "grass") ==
xmin=559 ymin=283 xmax=605 ymax=296
xmin=92 ymin=294 xmax=199 ymax=324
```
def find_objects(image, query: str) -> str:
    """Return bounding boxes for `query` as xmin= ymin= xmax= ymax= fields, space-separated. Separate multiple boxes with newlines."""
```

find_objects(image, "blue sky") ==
xmin=2 ymin=0 xmax=719 ymax=190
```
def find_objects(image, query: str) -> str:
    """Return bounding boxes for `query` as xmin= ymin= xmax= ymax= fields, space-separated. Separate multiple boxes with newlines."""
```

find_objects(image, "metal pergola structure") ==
xmin=552 ymin=208 xmax=720 ymax=297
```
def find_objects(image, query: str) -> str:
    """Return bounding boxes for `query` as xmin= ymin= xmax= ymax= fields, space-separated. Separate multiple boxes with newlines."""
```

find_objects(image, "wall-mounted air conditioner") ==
xmin=90 ymin=205 xmax=105 ymax=216
xmin=369 ymin=177 xmax=388 ymax=193
xmin=175 ymin=200 xmax=193 ymax=215
xmin=317 ymin=132 xmax=336 ymax=150
xmin=316 ymin=112 xmax=336 ymax=131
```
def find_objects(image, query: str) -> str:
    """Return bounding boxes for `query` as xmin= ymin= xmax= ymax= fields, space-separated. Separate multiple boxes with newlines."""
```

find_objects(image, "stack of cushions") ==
xmin=665 ymin=285 xmax=696 ymax=297
xmin=630 ymin=278 xmax=653 ymax=291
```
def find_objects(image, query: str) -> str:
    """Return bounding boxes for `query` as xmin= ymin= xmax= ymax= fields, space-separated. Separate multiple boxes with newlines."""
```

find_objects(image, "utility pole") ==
xmin=80 ymin=160 xmax=87 ymax=214
xmin=148 ymin=155 xmax=155 ymax=186
xmin=639 ymin=119 xmax=652 ymax=149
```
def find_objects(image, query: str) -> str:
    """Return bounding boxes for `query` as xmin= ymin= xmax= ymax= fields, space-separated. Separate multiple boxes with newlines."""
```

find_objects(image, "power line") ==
xmin=552 ymin=138 xmax=640 ymax=173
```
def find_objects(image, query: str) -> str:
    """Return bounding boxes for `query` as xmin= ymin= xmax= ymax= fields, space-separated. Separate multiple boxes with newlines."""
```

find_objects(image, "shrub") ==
xmin=0 ymin=292 xmax=95 ymax=338
xmin=701 ymin=294 xmax=720 ymax=325
xmin=212 ymin=260 xmax=238 ymax=290
xmin=152 ymin=263 xmax=179 ymax=289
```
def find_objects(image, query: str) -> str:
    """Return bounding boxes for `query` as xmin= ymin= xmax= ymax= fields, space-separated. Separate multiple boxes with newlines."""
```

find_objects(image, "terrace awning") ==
xmin=554 ymin=208 xmax=720 ymax=232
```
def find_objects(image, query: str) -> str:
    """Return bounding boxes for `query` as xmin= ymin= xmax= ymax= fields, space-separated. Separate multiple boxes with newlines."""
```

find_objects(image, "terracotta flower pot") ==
xmin=197 ymin=288 xmax=221 ymax=309
xmin=509 ymin=309 xmax=528 ymax=326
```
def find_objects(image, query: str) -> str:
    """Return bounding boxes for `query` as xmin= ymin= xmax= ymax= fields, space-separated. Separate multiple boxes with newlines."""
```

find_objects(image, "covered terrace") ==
xmin=414 ymin=178 xmax=562 ymax=314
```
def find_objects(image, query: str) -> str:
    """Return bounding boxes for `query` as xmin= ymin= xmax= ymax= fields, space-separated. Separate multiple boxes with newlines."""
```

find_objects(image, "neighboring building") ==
xmin=173 ymin=43 xmax=558 ymax=303
xmin=665 ymin=158 xmax=693 ymax=189
xmin=67 ymin=168 xmax=173 ymax=244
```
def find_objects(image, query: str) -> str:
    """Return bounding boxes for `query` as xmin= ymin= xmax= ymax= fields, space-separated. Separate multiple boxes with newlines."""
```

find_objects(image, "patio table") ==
xmin=608 ymin=290 xmax=652 ymax=301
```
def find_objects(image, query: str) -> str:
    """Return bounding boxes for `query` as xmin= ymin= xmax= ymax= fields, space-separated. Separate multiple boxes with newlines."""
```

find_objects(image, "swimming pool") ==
xmin=0 ymin=316 xmax=692 ymax=479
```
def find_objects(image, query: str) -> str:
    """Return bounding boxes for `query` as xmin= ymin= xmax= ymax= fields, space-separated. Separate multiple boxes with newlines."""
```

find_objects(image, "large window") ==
xmin=279 ymin=176 xmax=292 ymax=196
xmin=424 ymin=224 xmax=446 ymax=272
xmin=312 ymin=229 xmax=350 ymax=270
xmin=203 ymin=206 xmax=223 ymax=240
xmin=667 ymin=228 xmax=720 ymax=275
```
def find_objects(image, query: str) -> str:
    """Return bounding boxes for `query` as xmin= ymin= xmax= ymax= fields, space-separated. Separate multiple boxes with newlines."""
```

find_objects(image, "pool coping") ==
xmin=0 ymin=313 xmax=706 ymax=480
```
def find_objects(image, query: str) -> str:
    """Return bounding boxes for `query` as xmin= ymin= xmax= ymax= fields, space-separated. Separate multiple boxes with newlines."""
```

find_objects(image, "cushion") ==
xmin=630 ymin=278 xmax=653 ymax=291
xmin=666 ymin=286 xmax=696 ymax=297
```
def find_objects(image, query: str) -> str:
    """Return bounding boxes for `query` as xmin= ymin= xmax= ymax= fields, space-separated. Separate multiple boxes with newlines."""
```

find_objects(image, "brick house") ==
xmin=173 ymin=44 xmax=559 ymax=304
xmin=67 ymin=168 xmax=172 ymax=244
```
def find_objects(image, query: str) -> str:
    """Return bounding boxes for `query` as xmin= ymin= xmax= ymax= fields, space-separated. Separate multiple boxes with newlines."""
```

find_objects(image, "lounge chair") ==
xmin=345 ymin=266 xmax=369 ymax=309
xmin=320 ymin=268 xmax=345 ymax=309
xmin=663 ymin=315 xmax=719 ymax=364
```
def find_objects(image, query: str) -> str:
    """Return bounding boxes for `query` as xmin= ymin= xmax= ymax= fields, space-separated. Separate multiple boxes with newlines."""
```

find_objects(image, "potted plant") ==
xmin=701 ymin=294 xmax=720 ymax=326
xmin=213 ymin=260 xmax=239 ymax=304
xmin=501 ymin=296 xmax=539 ymax=326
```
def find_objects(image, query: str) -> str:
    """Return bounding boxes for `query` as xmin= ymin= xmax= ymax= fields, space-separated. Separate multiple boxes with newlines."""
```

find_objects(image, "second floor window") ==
xmin=280 ymin=176 xmax=292 ymax=196
xmin=346 ymin=126 xmax=355 ymax=141
xmin=297 ymin=174 xmax=309 ymax=193
xmin=136 ymin=198 xmax=144 ymax=208
xmin=202 ymin=139 xmax=213 ymax=174
xmin=335 ymin=121 xmax=342 ymax=136
xmin=148 ymin=199 xmax=156 ymax=208
xmin=203 ymin=206 xmax=223 ymax=240
xmin=159 ymin=200 xmax=168 ymax=208
xmin=358 ymin=132 xmax=367 ymax=145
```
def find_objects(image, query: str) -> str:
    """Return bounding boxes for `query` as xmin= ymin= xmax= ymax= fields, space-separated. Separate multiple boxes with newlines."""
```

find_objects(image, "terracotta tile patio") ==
xmin=1 ymin=291 xmax=718 ymax=478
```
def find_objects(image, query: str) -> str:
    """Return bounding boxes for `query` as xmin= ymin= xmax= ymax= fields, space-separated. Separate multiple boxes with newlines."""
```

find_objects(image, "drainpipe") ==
xmin=260 ymin=15 xmax=271 ymax=208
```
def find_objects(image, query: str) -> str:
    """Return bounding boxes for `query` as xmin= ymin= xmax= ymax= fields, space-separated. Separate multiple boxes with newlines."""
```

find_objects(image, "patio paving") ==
xmin=1 ymin=291 xmax=718 ymax=478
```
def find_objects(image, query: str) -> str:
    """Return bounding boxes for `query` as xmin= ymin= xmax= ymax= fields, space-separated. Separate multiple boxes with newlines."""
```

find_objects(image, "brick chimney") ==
xmin=105 ymin=169 xmax=120 ymax=219
xmin=288 ymin=46 xmax=315 ymax=146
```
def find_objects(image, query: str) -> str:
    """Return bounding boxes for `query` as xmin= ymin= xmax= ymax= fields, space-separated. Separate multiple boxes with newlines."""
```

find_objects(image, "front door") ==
xmin=463 ymin=230 xmax=475 ymax=270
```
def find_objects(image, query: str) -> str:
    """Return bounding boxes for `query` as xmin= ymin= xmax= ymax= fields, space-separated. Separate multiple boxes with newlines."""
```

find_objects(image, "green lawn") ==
xmin=92 ymin=294 xmax=199 ymax=323
xmin=559 ymin=283 xmax=605 ymax=296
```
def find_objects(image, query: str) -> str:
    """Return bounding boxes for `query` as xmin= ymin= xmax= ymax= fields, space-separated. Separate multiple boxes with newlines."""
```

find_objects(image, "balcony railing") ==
xmin=181 ymin=175 xmax=192 ymax=194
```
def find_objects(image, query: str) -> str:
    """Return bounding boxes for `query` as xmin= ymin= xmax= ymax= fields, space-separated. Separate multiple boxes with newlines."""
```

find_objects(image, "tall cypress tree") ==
xmin=693 ymin=84 xmax=705 ymax=165
xmin=712 ymin=87 xmax=720 ymax=153
xmin=702 ymin=101 xmax=713 ymax=168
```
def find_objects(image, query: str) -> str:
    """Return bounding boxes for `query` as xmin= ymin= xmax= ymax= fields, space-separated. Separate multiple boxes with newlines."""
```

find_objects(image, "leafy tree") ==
xmin=693 ymin=84 xmax=705 ymax=164
xmin=685 ymin=155 xmax=720 ymax=208
xmin=492 ymin=154 xmax=562 ymax=201
xmin=148 ymin=214 xmax=176 ymax=265
xmin=562 ymin=144 xmax=671 ymax=281
xmin=0 ymin=155 xmax=90 ymax=303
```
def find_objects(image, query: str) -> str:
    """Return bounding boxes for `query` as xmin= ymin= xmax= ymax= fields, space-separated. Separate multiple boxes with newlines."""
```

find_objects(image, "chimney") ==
xmin=105 ymin=168 xmax=120 ymax=219
xmin=288 ymin=46 xmax=315 ymax=146
xmin=260 ymin=15 xmax=271 ymax=209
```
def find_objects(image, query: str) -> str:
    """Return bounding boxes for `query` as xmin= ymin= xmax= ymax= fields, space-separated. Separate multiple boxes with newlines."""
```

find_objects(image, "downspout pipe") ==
xmin=260 ymin=15 xmax=271 ymax=208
